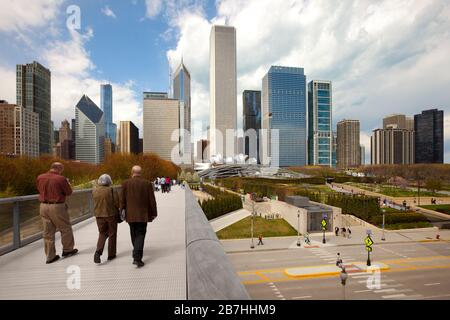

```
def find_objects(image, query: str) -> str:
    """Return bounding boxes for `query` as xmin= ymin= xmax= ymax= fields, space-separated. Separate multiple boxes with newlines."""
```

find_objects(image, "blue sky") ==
xmin=0 ymin=0 xmax=449 ymax=163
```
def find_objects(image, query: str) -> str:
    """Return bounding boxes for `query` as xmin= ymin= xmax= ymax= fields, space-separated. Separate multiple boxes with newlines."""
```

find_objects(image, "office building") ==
xmin=243 ymin=90 xmax=261 ymax=163
xmin=117 ymin=120 xmax=139 ymax=154
xmin=360 ymin=145 xmax=365 ymax=165
xmin=143 ymin=92 xmax=179 ymax=161
xmin=371 ymin=128 xmax=414 ymax=165
xmin=196 ymin=139 xmax=209 ymax=162
xmin=336 ymin=120 xmax=360 ymax=169
xmin=383 ymin=114 xmax=414 ymax=130
xmin=262 ymin=66 xmax=307 ymax=167
xmin=16 ymin=61 xmax=51 ymax=155
xmin=0 ymin=101 xmax=39 ymax=157
xmin=173 ymin=60 xmax=191 ymax=158
xmin=308 ymin=80 xmax=333 ymax=166
xmin=414 ymin=109 xmax=444 ymax=163
xmin=209 ymin=25 xmax=237 ymax=157
xmin=100 ymin=84 xmax=117 ymax=145
xmin=75 ymin=95 xmax=105 ymax=164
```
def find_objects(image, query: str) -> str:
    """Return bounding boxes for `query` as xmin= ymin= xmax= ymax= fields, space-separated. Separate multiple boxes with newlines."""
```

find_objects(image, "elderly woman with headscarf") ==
xmin=92 ymin=174 xmax=120 ymax=264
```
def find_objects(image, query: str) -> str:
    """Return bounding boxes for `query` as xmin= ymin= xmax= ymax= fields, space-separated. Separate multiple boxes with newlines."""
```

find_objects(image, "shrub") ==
xmin=199 ymin=184 xmax=243 ymax=220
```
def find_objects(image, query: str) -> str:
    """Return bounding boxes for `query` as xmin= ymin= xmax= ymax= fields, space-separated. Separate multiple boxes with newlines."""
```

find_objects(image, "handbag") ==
xmin=111 ymin=188 xmax=124 ymax=223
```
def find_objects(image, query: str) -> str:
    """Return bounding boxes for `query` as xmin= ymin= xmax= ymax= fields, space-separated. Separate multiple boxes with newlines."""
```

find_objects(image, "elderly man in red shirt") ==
xmin=36 ymin=162 xmax=78 ymax=264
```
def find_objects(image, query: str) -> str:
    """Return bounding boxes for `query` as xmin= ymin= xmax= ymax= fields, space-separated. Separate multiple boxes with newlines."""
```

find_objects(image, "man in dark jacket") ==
xmin=121 ymin=165 xmax=157 ymax=267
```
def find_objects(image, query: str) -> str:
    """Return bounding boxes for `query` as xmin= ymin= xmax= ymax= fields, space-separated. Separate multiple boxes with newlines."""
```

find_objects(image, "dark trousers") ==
xmin=129 ymin=222 xmax=147 ymax=261
xmin=96 ymin=216 xmax=118 ymax=257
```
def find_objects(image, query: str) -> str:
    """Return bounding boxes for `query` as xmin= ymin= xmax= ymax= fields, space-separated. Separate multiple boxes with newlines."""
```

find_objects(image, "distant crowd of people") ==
xmin=154 ymin=177 xmax=174 ymax=193
xmin=36 ymin=162 xmax=161 ymax=267
xmin=335 ymin=226 xmax=351 ymax=238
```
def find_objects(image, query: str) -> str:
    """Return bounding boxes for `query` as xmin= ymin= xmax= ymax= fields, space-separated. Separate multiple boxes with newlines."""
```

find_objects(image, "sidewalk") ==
xmin=210 ymin=209 xmax=251 ymax=232
xmin=221 ymin=226 xmax=450 ymax=253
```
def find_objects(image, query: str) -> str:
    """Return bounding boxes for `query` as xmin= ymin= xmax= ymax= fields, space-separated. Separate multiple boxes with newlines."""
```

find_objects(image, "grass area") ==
xmin=384 ymin=221 xmax=433 ymax=230
xmin=216 ymin=216 xmax=298 ymax=240
xmin=420 ymin=204 xmax=450 ymax=215
xmin=345 ymin=182 xmax=441 ymax=197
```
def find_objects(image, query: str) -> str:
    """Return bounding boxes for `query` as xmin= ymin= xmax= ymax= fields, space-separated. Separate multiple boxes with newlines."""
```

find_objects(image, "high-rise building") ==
xmin=209 ymin=25 xmax=237 ymax=158
xmin=262 ymin=66 xmax=307 ymax=167
xmin=414 ymin=109 xmax=444 ymax=164
xmin=71 ymin=118 xmax=76 ymax=142
xmin=143 ymin=92 xmax=179 ymax=161
xmin=336 ymin=120 xmax=361 ymax=169
xmin=173 ymin=60 xmax=191 ymax=158
xmin=371 ymin=128 xmax=414 ymax=165
xmin=117 ymin=121 xmax=139 ymax=154
xmin=104 ymin=138 xmax=115 ymax=158
xmin=16 ymin=61 xmax=51 ymax=155
xmin=0 ymin=101 xmax=39 ymax=157
xmin=196 ymin=139 xmax=209 ymax=162
xmin=100 ymin=84 xmax=117 ymax=145
xmin=308 ymin=80 xmax=333 ymax=166
xmin=57 ymin=119 xmax=74 ymax=160
xmin=383 ymin=114 xmax=414 ymax=130
xmin=59 ymin=119 xmax=71 ymax=143
xmin=75 ymin=95 xmax=105 ymax=164
xmin=332 ymin=131 xmax=337 ymax=168
xmin=360 ymin=145 xmax=365 ymax=165
xmin=243 ymin=90 xmax=261 ymax=163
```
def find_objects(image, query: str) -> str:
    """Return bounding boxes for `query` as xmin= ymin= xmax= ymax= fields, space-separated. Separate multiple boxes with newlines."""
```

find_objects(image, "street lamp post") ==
xmin=297 ymin=211 xmax=301 ymax=246
xmin=250 ymin=193 xmax=255 ymax=249
xmin=381 ymin=209 xmax=386 ymax=241
xmin=322 ymin=213 xmax=327 ymax=244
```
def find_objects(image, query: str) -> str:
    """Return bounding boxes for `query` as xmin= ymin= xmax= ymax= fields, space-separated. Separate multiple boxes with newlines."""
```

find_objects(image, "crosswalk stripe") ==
xmin=382 ymin=293 xmax=406 ymax=299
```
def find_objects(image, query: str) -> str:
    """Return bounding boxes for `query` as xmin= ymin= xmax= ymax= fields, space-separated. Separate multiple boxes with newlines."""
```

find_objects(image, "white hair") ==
xmin=98 ymin=174 xmax=113 ymax=186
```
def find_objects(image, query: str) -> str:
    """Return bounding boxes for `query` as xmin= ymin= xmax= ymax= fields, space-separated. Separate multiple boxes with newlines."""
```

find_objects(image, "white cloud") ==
xmin=101 ymin=6 xmax=117 ymax=19
xmin=166 ymin=0 xmax=450 ymax=161
xmin=145 ymin=0 xmax=163 ymax=18
xmin=0 ymin=66 xmax=15 ymax=103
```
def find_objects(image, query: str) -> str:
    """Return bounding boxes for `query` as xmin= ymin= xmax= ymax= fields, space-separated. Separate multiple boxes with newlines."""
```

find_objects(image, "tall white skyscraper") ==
xmin=209 ymin=25 xmax=237 ymax=158
xmin=173 ymin=60 xmax=191 ymax=159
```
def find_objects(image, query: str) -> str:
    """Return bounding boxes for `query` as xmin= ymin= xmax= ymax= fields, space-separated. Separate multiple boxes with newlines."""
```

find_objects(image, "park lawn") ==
xmin=345 ymin=182 xmax=439 ymax=197
xmin=420 ymin=204 xmax=450 ymax=215
xmin=216 ymin=216 xmax=298 ymax=240
xmin=384 ymin=221 xmax=433 ymax=230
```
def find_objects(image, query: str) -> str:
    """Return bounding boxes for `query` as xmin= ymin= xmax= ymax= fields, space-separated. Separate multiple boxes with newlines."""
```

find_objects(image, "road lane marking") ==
xmin=424 ymin=283 xmax=440 ymax=286
xmin=354 ymin=289 xmax=372 ymax=293
xmin=378 ymin=245 xmax=409 ymax=258
xmin=292 ymin=296 xmax=312 ymax=299
xmin=382 ymin=293 xmax=406 ymax=299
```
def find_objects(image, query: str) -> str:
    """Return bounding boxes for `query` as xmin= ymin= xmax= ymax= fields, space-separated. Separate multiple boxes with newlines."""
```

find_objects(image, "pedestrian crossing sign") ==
xmin=365 ymin=236 xmax=374 ymax=247
xmin=321 ymin=219 xmax=327 ymax=228
xmin=366 ymin=246 xmax=373 ymax=252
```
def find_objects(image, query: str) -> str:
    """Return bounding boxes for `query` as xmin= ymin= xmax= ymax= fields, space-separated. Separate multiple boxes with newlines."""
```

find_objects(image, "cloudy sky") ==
xmin=0 ymin=0 xmax=449 ymax=163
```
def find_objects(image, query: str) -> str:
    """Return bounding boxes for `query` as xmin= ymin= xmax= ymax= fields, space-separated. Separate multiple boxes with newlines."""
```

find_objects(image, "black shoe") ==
xmin=94 ymin=252 xmax=101 ymax=264
xmin=107 ymin=255 xmax=116 ymax=261
xmin=133 ymin=260 xmax=144 ymax=268
xmin=62 ymin=249 xmax=78 ymax=258
xmin=46 ymin=255 xmax=60 ymax=264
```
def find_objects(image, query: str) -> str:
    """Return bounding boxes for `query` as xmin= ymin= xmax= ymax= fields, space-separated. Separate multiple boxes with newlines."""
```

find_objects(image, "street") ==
xmin=227 ymin=240 xmax=450 ymax=300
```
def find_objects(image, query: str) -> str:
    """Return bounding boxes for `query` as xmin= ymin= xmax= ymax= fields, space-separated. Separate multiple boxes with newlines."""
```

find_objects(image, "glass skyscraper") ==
xmin=414 ymin=109 xmax=444 ymax=163
xmin=243 ymin=90 xmax=261 ymax=163
xmin=173 ymin=60 xmax=191 ymax=158
xmin=262 ymin=66 xmax=307 ymax=167
xmin=308 ymin=80 xmax=332 ymax=166
xmin=100 ymin=84 xmax=116 ymax=145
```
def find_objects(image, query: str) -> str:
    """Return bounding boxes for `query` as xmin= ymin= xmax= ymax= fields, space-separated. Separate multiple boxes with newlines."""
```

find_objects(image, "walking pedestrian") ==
xmin=335 ymin=226 xmax=339 ymax=236
xmin=121 ymin=166 xmax=158 ymax=268
xmin=341 ymin=227 xmax=347 ymax=238
xmin=93 ymin=174 xmax=120 ymax=264
xmin=258 ymin=234 xmax=264 ymax=245
xmin=336 ymin=252 xmax=343 ymax=269
xmin=160 ymin=176 xmax=166 ymax=193
xmin=347 ymin=227 xmax=351 ymax=239
xmin=36 ymin=162 xmax=78 ymax=264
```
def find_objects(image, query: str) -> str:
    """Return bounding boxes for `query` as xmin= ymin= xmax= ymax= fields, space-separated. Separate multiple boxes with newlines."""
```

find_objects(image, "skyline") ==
xmin=0 ymin=0 xmax=449 ymax=163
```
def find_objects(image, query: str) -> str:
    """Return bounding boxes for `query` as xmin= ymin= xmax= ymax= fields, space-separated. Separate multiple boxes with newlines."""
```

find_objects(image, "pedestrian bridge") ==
xmin=0 ymin=186 xmax=249 ymax=300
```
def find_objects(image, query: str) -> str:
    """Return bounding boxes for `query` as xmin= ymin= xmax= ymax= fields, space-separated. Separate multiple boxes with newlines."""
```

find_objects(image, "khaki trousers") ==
xmin=40 ymin=203 xmax=75 ymax=261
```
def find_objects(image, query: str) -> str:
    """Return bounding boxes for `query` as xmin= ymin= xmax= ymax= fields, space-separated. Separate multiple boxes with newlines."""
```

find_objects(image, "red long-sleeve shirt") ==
xmin=36 ymin=171 xmax=73 ymax=203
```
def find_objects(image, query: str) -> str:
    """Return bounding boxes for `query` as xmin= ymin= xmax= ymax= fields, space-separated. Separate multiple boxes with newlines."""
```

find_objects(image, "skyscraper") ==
xmin=262 ymin=66 xmax=307 ymax=167
xmin=360 ymin=145 xmax=365 ymax=165
xmin=414 ymin=109 xmax=444 ymax=163
xmin=143 ymin=92 xmax=180 ymax=161
xmin=371 ymin=128 xmax=414 ymax=165
xmin=100 ymin=84 xmax=117 ymax=145
xmin=75 ymin=95 xmax=105 ymax=164
xmin=16 ymin=61 xmax=51 ymax=155
xmin=336 ymin=120 xmax=361 ymax=169
xmin=0 ymin=101 xmax=39 ymax=157
xmin=58 ymin=119 xmax=74 ymax=160
xmin=173 ymin=60 xmax=191 ymax=158
xmin=117 ymin=121 xmax=139 ymax=154
xmin=383 ymin=114 xmax=414 ymax=130
xmin=243 ymin=90 xmax=261 ymax=163
xmin=196 ymin=139 xmax=209 ymax=162
xmin=308 ymin=80 xmax=332 ymax=166
xmin=209 ymin=25 xmax=237 ymax=158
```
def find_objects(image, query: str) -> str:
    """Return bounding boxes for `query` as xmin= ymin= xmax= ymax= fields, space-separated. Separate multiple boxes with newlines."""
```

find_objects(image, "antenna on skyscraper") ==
xmin=168 ymin=55 xmax=172 ymax=98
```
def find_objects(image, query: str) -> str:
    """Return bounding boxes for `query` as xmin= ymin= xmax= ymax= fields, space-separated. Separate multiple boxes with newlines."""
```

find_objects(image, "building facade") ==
xmin=118 ymin=120 xmax=139 ymax=154
xmin=371 ymin=128 xmax=414 ymax=165
xmin=16 ymin=61 xmax=51 ymax=155
xmin=209 ymin=25 xmax=237 ymax=158
xmin=308 ymin=80 xmax=332 ymax=166
xmin=262 ymin=66 xmax=307 ymax=167
xmin=383 ymin=114 xmax=414 ymax=130
xmin=173 ymin=60 xmax=191 ymax=158
xmin=100 ymin=84 xmax=117 ymax=145
xmin=360 ymin=145 xmax=365 ymax=165
xmin=75 ymin=95 xmax=105 ymax=164
xmin=143 ymin=92 xmax=179 ymax=161
xmin=414 ymin=109 xmax=444 ymax=164
xmin=336 ymin=120 xmax=360 ymax=169
xmin=196 ymin=139 xmax=209 ymax=163
xmin=243 ymin=90 xmax=261 ymax=163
